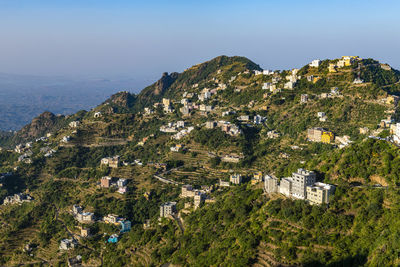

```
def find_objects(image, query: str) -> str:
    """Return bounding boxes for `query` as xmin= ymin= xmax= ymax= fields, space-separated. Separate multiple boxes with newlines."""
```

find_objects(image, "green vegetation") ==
xmin=1 ymin=55 xmax=400 ymax=266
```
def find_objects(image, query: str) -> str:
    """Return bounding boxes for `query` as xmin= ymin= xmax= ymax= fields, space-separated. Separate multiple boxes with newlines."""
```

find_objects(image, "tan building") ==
xmin=206 ymin=121 xmax=217 ymax=129
xmin=100 ymin=176 xmax=113 ymax=188
xmin=181 ymin=185 xmax=195 ymax=198
xmin=104 ymin=214 xmax=119 ymax=224
xmin=307 ymin=128 xmax=334 ymax=143
xmin=306 ymin=182 xmax=335 ymax=205
xmin=80 ymin=226 xmax=90 ymax=237
xmin=101 ymin=156 xmax=120 ymax=168
xmin=162 ymin=98 xmax=171 ymax=107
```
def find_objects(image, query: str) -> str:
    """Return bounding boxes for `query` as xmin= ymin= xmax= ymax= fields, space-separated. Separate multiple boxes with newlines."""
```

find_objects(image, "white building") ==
xmin=230 ymin=174 xmax=242 ymax=185
xmin=160 ymin=202 xmax=177 ymax=218
xmin=279 ymin=178 xmax=292 ymax=197
xmin=264 ymin=175 xmax=279 ymax=194
xmin=393 ymin=123 xmax=400 ymax=144
xmin=291 ymin=169 xmax=316 ymax=199
xmin=309 ymin=59 xmax=321 ymax=67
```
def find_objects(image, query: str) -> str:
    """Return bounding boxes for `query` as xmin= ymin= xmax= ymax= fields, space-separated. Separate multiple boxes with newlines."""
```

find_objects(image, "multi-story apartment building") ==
xmin=291 ymin=168 xmax=316 ymax=199
xmin=160 ymin=202 xmax=177 ymax=218
xmin=306 ymin=182 xmax=336 ymax=205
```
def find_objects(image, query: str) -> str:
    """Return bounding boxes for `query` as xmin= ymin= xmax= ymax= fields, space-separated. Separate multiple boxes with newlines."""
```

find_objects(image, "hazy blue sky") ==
xmin=0 ymin=0 xmax=399 ymax=87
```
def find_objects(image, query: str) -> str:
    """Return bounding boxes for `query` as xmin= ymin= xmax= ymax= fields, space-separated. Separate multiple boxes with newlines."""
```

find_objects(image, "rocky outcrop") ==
xmin=153 ymin=72 xmax=179 ymax=95
xmin=108 ymin=91 xmax=136 ymax=108
xmin=17 ymin=111 xmax=61 ymax=140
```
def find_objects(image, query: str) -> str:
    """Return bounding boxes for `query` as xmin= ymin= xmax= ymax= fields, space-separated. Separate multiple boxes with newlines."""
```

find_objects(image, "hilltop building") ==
xmin=309 ymin=59 xmax=321 ymax=67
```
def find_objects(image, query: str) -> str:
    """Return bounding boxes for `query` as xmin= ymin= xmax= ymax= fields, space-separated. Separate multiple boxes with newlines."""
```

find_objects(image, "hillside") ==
xmin=1 ymin=55 xmax=400 ymax=266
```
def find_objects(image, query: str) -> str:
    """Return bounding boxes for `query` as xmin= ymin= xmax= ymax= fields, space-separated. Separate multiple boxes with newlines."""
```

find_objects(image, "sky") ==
xmin=0 ymin=0 xmax=399 ymax=91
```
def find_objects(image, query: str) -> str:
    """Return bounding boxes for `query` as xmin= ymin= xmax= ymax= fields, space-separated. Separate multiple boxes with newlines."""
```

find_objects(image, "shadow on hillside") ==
xmin=305 ymin=254 xmax=367 ymax=267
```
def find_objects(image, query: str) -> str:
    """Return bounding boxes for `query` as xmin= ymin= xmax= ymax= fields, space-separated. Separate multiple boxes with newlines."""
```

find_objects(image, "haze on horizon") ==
xmin=0 ymin=0 xmax=399 ymax=83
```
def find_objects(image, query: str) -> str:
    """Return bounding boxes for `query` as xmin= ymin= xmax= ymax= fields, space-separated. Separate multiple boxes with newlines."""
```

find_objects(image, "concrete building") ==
xmin=393 ymin=123 xmax=400 ymax=144
xmin=162 ymin=98 xmax=171 ymax=107
xmin=72 ymin=205 xmax=82 ymax=215
xmin=307 ymin=128 xmax=334 ymax=143
xmin=181 ymin=185 xmax=195 ymax=198
xmin=119 ymin=220 xmax=131 ymax=233
xmin=309 ymin=59 xmax=321 ymax=67
xmin=76 ymin=212 xmax=94 ymax=223
xmin=176 ymin=121 xmax=186 ymax=128
xmin=59 ymin=239 xmax=77 ymax=250
xmin=251 ymin=171 xmax=263 ymax=185
xmin=160 ymin=202 xmax=177 ymax=218
xmin=279 ymin=178 xmax=292 ymax=197
xmin=101 ymin=156 xmax=120 ymax=168
xmin=291 ymin=169 xmax=316 ymax=199
xmin=69 ymin=121 xmax=80 ymax=128
xmin=117 ymin=178 xmax=127 ymax=187
xmin=80 ymin=226 xmax=90 ymax=237
xmin=264 ymin=175 xmax=279 ymax=194
xmin=300 ymin=94 xmax=309 ymax=103
xmin=117 ymin=186 xmax=127 ymax=194
xmin=230 ymin=174 xmax=242 ymax=185
xmin=194 ymin=191 xmax=205 ymax=209
xmin=206 ymin=121 xmax=217 ymax=129
xmin=306 ymin=182 xmax=336 ymax=205
xmin=219 ymin=180 xmax=230 ymax=187
xmin=101 ymin=176 xmax=113 ymax=188
xmin=104 ymin=214 xmax=119 ymax=224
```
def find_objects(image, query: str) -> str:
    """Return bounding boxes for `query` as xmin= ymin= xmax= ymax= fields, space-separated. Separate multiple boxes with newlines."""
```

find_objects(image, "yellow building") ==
xmin=251 ymin=171 xmax=263 ymax=185
xmin=321 ymin=131 xmax=334 ymax=144
xmin=328 ymin=63 xmax=337 ymax=73
xmin=313 ymin=76 xmax=321 ymax=83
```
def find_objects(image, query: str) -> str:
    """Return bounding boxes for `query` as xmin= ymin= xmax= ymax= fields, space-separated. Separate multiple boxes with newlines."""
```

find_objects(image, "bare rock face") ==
xmin=17 ymin=111 xmax=60 ymax=140
xmin=153 ymin=72 xmax=179 ymax=95
xmin=108 ymin=91 xmax=135 ymax=108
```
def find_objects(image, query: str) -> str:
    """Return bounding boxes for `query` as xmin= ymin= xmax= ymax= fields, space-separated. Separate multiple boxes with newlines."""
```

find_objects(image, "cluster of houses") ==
xmin=59 ymin=238 xmax=78 ymax=250
xmin=103 ymin=214 xmax=132 ymax=243
xmin=160 ymin=121 xmax=190 ymax=133
xmin=15 ymin=143 xmax=34 ymax=163
xmin=173 ymin=126 xmax=195 ymax=140
xmin=307 ymin=127 xmax=335 ymax=144
xmin=69 ymin=121 xmax=80 ymax=128
xmin=328 ymin=56 xmax=361 ymax=73
xmin=100 ymin=156 xmax=120 ymax=168
xmin=264 ymin=168 xmax=335 ymax=205
xmin=72 ymin=205 xmax=95 ymax=223
xmin=205 ymin=120 xmax=242 ymax=136
xmin=3 ymin=193 xmax=33 ymax=205
xmin=180 ymin=185 xmax=212 ymax=209
xmin=219 ymin=173 xmax=243 ymax=187
xmin=100 ymin=176 xmax=128 ymax=194
xmin=170 ymin=144 xmax=184 ymax=152
xmin=307 ymin=128 xmax=351 ymax=148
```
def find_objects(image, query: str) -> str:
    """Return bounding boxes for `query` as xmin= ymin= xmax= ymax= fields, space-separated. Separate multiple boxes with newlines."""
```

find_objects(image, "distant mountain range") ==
xmin=0 ymin=73 xmax=149 ymax=131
